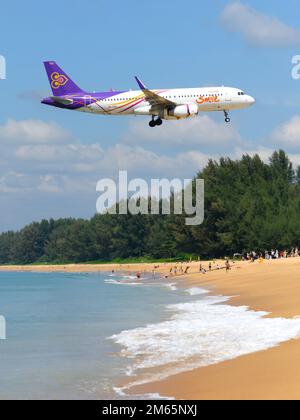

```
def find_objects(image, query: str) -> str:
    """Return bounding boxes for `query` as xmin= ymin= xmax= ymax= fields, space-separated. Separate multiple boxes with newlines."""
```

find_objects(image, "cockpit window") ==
xmin=238 ymin=91 xmax=245 ymax=96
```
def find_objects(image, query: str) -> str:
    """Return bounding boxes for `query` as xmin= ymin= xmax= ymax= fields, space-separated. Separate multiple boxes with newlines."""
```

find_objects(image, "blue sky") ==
xmin=1 ymin=0 xmax=300 ymax=231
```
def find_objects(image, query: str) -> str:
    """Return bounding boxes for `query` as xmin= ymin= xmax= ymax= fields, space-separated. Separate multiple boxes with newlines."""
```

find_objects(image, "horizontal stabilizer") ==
xmin=50 ymin=96 xmax=74 ymax=105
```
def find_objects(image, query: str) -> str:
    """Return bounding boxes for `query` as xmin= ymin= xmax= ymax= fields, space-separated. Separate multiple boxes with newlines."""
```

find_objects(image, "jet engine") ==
xmin=167 ymin=104 xmax=198 ymax=118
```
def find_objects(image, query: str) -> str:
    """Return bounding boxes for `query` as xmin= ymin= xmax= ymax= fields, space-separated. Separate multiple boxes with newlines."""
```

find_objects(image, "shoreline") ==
xmin=0 ymin=262 xmax=199 ymax=274
xmin=0 ymin=260 xmax=227 ymax=274
xmin=123 ymin=258 xmax=300 ymax=400
xmin=3 ymin=258 xmax=300 ymax=400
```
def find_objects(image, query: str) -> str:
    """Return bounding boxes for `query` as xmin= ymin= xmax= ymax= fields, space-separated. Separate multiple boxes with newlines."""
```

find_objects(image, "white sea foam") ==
xmin=122 ymin=275 xmax=141 ymax=280
xmin=186 ymin=287 xmax=209 ymax=296
xmin=104 ymin=279 xmax=142 ymax=286
xmin=113 ymin=387 xmax=173 ymax=400
xmin=111 ymin=293 xmax=300 ymax=388
xmin=105 ymin=278 xmax=178 ymax=289
xmin=165 ymin=283 xmax=178 ymax=291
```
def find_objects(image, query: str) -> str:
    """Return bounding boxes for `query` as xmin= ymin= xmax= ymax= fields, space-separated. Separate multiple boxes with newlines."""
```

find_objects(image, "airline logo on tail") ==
xmin=51 ymin=72 xmax=69 ymax=90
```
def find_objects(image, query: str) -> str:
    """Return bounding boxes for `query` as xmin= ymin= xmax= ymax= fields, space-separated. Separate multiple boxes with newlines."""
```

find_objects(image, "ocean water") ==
xmin=1 ymin=271 xmax=300 ymax=400
xmin=0 ymin=271 xmax=186 ymax=400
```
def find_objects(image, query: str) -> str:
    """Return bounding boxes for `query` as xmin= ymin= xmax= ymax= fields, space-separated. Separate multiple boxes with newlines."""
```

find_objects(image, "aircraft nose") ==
xmin=247 ymin=95 xmax=256 ymax=105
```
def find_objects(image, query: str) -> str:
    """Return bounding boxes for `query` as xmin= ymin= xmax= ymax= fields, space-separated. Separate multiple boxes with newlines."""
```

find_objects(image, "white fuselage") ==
xmin=78 ymin=86 xmax=255 ymax=120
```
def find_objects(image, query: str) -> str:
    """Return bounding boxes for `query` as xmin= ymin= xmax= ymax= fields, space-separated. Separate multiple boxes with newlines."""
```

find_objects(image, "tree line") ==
xmin=0 ymin=150 xmax=299 ymax=265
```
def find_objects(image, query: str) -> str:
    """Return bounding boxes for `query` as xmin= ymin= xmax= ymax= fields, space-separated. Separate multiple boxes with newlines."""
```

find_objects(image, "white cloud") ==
xmin=16 ymin=143 xmax=103 ymax=165
xmin=221 ymin=1 xmax=300 ymax=47
xmin=15 ymin=141 xmax=209 ymax=180
xmin=0 ymin=119 xmax=71 ymax=144
xmin=0 ymin=171 xmax=40 ymax=193
xmin=2 ymin=114 xmax=300 ymax=231
xmin=271 ymin=116 xmax=300 ymax=151
xmin=0 ymin=117 xmax=215 ymax=196
xmin=124 ymin=115 xmax=241 ymax=148
xmin=5 ymin=114 xmax=300 ymax=199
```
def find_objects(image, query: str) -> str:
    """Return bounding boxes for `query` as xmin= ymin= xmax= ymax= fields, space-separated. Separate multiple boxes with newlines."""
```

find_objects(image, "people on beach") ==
xmin=199 ymin=264 xmax=207 ymax=274
xmin=240 ymin=247 xmax=300 ymax=262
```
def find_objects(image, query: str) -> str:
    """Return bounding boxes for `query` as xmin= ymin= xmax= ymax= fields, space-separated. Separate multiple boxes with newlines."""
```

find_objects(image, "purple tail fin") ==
xmin=44 ymin=61 xmax=84 ymax=96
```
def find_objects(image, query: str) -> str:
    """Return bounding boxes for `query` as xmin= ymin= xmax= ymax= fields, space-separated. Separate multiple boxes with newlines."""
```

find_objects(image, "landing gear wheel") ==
xmin=224 ymin=111 xmax=230 ymax=123
xmin=156 ymin=118 xmax=163 ymax=126
xmin=149 ymin=120 xmax=156 ymax=128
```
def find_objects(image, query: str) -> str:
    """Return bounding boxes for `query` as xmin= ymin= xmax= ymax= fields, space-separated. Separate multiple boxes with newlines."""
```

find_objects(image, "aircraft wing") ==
xmin=135 ymin=77 xmax=176 ymax=107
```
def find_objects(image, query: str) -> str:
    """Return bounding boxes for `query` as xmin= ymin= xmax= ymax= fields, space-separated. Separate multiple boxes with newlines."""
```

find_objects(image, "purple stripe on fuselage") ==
xmin=41 ymin=90 xmax=128 ymax=110
xmin=42 ymin=89 xmax=169 ymax=112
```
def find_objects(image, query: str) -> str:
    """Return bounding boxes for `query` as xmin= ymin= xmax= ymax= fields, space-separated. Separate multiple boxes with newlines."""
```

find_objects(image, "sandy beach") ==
xmin=0 ymin=263 xmax=156 ymax=274
xmin=126 ymin=257 xmax=300 ymax=400
xmin=2 ymin=258 xmax=300 ymax=400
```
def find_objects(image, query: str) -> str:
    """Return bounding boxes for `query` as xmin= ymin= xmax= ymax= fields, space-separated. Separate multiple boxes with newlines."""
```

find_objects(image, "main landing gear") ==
xmin=149 ymin=116 xmax=163 ymax=128
xmin=224 ymin=111 xmax=231 ymax=123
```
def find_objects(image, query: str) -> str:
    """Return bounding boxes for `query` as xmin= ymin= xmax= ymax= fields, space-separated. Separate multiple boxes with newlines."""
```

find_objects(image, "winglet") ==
xmin=135 ymin=76 xmax=147 ymax=91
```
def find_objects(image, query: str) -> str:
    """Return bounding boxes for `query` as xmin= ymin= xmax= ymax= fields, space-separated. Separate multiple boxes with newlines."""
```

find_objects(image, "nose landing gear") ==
xmin=149 ymin=116 xmax=163 ymax=128
xmin=224 ymin=111 xmax=231 ymax=123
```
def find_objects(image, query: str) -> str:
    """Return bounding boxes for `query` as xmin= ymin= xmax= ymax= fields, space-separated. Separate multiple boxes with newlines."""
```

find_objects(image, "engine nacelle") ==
xmin=167 ymin=104 xmax=198 ymax=119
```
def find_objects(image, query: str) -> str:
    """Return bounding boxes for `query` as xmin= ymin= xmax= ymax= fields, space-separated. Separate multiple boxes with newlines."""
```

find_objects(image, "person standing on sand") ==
xmin=201 ymin=264 xmax=207 ymax=274
xmin=225 ymin=260 xmax=231 ymax=273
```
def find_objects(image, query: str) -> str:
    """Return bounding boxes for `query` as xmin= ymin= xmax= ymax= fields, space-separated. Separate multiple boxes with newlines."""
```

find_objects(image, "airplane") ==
xmin=42 ymin=62 xmax=255 ymax=127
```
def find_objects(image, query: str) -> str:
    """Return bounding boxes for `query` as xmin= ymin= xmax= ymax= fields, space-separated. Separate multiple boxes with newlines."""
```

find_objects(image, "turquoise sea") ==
xmin=0 ymin=271 xmax=186 ymax=400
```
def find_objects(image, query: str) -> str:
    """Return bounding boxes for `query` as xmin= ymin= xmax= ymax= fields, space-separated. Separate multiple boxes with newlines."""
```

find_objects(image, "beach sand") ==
xmin=0 ymin=263 xmax=153 ymax=274
xmin=2 ymin=258 xmax=300 ymax=400
xmin=0 ymin=262 xmax=193 ymax=275
xmin=127 ymin=257 xmax=300 ymax=400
